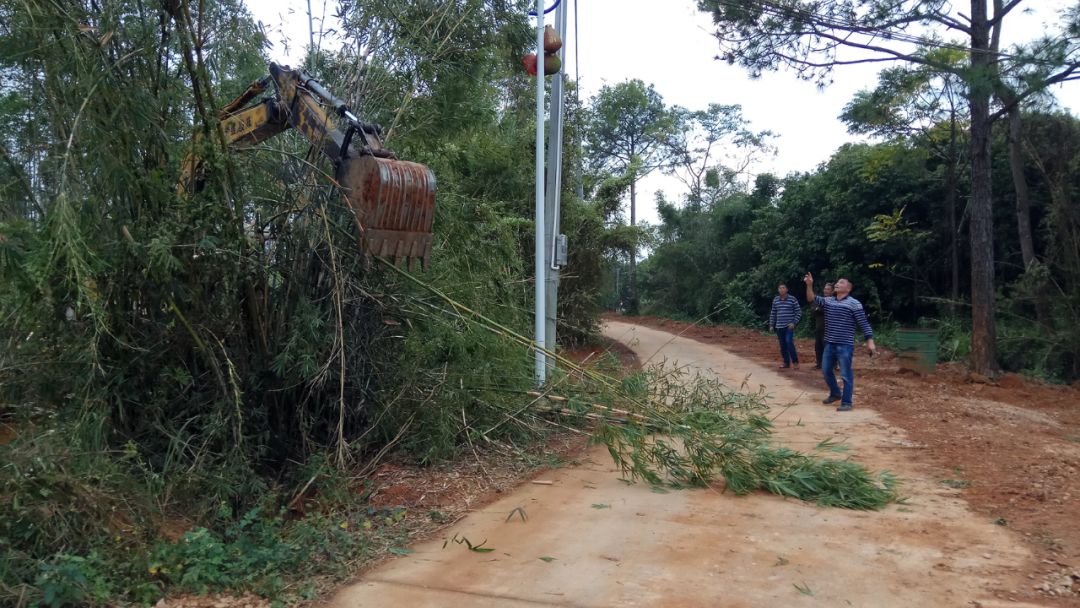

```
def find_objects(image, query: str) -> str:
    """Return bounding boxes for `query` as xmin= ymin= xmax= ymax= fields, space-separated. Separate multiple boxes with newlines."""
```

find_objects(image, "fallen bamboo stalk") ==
xmin=527 ymin=391 xmax=651 ymax=423
xmin=533 ymin=404 xmax=626 ymax=423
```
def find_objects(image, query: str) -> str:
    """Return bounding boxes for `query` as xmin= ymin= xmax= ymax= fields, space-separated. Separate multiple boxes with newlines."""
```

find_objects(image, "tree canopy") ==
xmin=696 ymin=0 xmax=1080 ymax=375
xmin=584 ymin=79 xmax=678 ymax=312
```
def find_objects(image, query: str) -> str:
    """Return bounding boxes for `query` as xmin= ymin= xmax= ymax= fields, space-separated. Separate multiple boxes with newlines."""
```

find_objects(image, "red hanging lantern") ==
xmin=523 ymin=53 xmax=538 ymax=76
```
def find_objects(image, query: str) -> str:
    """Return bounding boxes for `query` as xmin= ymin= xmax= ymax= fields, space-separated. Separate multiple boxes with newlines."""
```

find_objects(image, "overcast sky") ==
xmin=246 ymin=0 xmax=1080 ymax=225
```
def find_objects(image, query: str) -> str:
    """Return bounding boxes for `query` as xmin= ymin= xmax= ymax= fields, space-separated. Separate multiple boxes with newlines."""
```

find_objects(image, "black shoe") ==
xmin=812 ymin=365 xmax=821 ymax=370
xmin=822 ymin=395 xmax=841 ymax=404
xmin=836 ymin=404 xmax=853 ymax=412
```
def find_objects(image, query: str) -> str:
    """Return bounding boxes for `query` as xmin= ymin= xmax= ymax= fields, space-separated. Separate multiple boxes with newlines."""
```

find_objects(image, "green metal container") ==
xmin=896 ymin=328 xmax=940 ymax=373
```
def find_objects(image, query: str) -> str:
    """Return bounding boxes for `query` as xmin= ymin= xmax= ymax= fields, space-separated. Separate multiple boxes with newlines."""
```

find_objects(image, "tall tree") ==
xmin=840 ymin=48 xmax=968 ymax=308
xmin=697 ymin=0 xmax=1080 ymax=376
xmin=585 ymin=79 xmax=675 ymax=312
xmin=663 ymin=103 xmax=774 ymax=204
xmin=994 ymin=19 xmax=1080 ymax=326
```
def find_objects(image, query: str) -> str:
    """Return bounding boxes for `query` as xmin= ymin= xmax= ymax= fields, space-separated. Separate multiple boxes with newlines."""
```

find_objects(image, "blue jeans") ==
xmin=775 ymin=327 xmax=799 ymax=366
xmin=821 ymin=342 xmax=854 ymax=406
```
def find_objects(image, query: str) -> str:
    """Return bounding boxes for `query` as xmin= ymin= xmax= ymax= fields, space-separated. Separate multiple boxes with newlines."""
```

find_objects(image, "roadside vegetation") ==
xmin=0 ymin=1 xmax=902 ymax=605
xmin=32 ymin=0 xmax=1078 ymax=602
xmin=633 ymin=111 xmax=1080 ymax=383
xmin=616 ymin=2 xmax=1080 ymax=383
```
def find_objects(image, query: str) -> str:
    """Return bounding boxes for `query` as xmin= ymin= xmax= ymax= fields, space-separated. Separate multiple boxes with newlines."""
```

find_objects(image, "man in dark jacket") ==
xmin=811 ymin=282 xmax=834 ymax=369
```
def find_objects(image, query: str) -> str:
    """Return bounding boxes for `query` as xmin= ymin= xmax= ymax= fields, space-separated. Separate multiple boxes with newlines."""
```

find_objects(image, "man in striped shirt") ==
xmin=804 ymin=272 xmax=877 ymax=411
xmin=768 ymin=283 xmax=802 ymax=370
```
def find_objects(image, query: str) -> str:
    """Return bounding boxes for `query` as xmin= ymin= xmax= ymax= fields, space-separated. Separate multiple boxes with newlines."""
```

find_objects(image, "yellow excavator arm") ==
xmin=179 ymin=63 xmax=436 ymax=270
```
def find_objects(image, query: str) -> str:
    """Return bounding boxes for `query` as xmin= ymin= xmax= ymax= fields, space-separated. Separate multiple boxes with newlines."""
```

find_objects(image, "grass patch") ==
xmin=0 ymin=430 xmax=417 ymax=605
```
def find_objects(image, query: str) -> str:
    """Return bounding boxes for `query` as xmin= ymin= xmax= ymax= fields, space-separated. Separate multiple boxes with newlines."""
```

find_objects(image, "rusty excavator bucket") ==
xmin=339 ymin=154 xmax=436 ymax=271
xmin=267 ymin=62 xmax=438 ymax=271
xmin=180 ymin=62 xmax=437 ymax=270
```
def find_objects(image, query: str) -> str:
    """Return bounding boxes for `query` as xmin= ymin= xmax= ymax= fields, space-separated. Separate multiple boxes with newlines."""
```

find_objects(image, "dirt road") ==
xmin=328 ymin=321 xmax=1039 ymax=607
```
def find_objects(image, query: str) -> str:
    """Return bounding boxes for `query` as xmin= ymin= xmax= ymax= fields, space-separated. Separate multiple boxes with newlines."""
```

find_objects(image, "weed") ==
xmin=444 ymin=534 xmax=494 ymax=553
xmin=940 ymin=479 xmax=970 ymax=489
xmin=146 ymin=503 xmax=377 ymax=598
xmin=544 ymin=454 xmax=566 ymax=468
xmin=794 ymin=582 xmax=815 ymax=596
xmin=35 ymin=553 xmax=113 ymax=608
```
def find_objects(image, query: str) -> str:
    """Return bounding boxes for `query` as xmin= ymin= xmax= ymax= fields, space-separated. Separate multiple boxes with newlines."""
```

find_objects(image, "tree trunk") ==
xmin=628 ymin=177 xmax=638 ymax=314
xmin=1029 ymin=146 xmax=1080 ymax=281
xmin=1004 ymin=103 xmax=1054 ymax=328
xmin=946 ymin=111 xmax=960 ymax=312
xmin=967 ymin=0 xmax=999 ymax=377
xmin=1006 ymin=105 xmax=1036 ymax=269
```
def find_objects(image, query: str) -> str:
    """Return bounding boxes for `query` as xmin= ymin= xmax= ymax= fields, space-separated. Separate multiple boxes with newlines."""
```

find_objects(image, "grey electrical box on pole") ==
xmin=555 ymin=234 xmax=568 ymax=267
xmin=544 ymin=0 xmax=568 ymax=367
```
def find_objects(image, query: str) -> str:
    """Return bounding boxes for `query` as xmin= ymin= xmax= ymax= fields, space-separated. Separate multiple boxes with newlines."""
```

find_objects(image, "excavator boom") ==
xmin=179 ymin=63 xmax=436 ymax=269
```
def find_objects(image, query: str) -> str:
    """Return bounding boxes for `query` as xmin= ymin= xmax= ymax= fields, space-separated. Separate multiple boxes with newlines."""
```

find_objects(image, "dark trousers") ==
xmin=815 ymin=327 xmax=825 ymax=366
xmin=775 ymin=327 xmax=799 ymax=366
xmin=822 ymin=342 xmax=855 ymax=406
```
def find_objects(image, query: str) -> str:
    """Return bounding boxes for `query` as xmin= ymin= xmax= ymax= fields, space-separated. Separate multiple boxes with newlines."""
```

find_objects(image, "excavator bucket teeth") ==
xmin=339 ymin=155 xmax=436 ymax=270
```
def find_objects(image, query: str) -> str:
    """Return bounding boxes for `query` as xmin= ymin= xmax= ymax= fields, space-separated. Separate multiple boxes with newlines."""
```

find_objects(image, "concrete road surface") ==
xmin=328 ymin=321 xmax=1035 ymax=607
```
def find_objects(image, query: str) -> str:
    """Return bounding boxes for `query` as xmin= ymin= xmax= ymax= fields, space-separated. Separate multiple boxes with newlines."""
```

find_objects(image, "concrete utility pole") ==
xmin=544 ymin=0 xmax=568 ymax=369
xmin=533 ymin=0 xmax=547 ymax=386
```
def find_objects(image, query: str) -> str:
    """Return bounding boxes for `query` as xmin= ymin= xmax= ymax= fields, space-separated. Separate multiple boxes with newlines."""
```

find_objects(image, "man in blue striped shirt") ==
xmin=804 ymin=272 xmax=877 ymax=411
xmin=768 ymin=283 xmax=802 ymax=370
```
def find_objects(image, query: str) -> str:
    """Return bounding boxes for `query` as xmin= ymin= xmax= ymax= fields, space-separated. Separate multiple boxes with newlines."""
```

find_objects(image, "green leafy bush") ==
xmin=33 ymin=552 xmax=121 ymax=608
